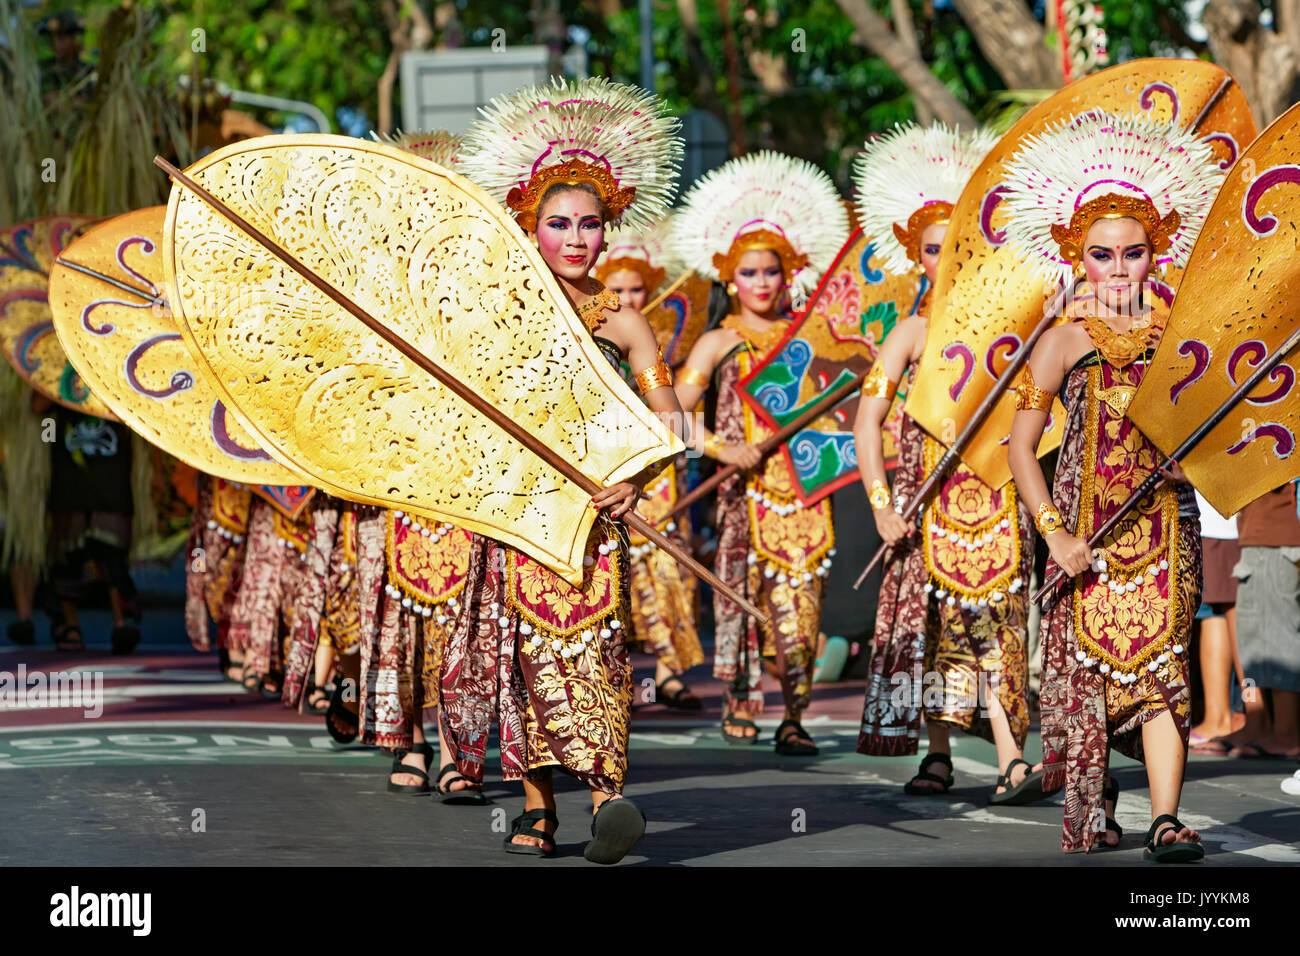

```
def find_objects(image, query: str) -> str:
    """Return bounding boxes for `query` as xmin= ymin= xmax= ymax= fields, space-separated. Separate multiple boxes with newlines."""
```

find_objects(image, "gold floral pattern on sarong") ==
xmin=921 ymin=434 xmax=1021 ymax=601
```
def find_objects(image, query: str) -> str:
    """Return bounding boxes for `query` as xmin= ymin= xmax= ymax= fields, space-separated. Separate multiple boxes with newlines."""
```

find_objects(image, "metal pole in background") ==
xmin=639 ymin=0 xmax=654 ymax=91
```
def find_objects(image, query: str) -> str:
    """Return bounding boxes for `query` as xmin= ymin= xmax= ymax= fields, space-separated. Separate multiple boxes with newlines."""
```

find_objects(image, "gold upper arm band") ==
xmin=635 ymin=359 xmax=674 ymax=394
xmin=677 ymin=365 xmax=710 ymax=389
xmin=860 ymin=363 xmax=898 ymax=400
xmin=1015 ymin=365 xmax=1054 ymax=413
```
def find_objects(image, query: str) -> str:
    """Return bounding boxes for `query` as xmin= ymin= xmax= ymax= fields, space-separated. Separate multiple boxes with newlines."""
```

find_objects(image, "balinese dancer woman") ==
xmin=1004 ymin=110 xmax=1222 ymax=859
xmin=594 ymin=220 xmax=705 ymax=710
xmin=673 ymin=152 xmax=848 ymax=754
xmin=852 ymin=124 xmax=1044 ymax=805
xmin=446 ymin=76 xmax=688 ymax=862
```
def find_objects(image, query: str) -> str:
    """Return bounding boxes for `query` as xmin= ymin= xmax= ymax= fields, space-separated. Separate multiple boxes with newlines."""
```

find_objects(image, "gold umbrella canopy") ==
xmin=47 ymin=205 xmax=311 ymax=486
xmin=161 ymin=134 xmax=683 ymax=585
xmin=0 ymin=216 xmax=118 ymax=419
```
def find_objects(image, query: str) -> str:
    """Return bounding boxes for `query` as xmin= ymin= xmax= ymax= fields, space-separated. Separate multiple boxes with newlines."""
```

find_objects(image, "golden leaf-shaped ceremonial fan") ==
xmin=1130 ymin=100 xmax=1300 ymax=517
xmin=163 ymin=135 xmax=684 ymax=586
xmin=47 ymin=206 xmax=311 ymax=486
xmin=905 ymin=59 xmax=1256 ymax=488
xmin=0 ymin=216 xmax=117 ymax=419
xmin=643 ymin=270 xmax=711 ymax=369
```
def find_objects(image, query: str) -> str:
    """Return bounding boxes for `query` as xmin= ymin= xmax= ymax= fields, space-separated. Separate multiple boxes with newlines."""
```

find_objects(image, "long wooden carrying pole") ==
xmin=1031 ymin=322 xmax=1300 ymax=605
xmin=155 ymin=156 xmax=769 ymax=624
xmin=851 ymin=286 xmax=1069 ymax=590
xmin=661 ymin=369 xmax=867 ymax=523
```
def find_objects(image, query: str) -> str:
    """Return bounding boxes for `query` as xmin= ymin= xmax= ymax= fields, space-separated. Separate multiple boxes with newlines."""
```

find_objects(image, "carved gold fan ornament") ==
xmin=159 ymin=135 xmax=685 ymax=588
xmin=47 ymin=205 xmax=310 ymax=486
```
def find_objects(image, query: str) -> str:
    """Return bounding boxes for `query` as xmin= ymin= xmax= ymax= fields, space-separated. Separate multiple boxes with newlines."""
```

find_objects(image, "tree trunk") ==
xmin=676 ymin=0 xmax=728 ymax=121
xmin=834 ymin=0 xmax=977 ymax=128
xmin=890 ymin=0 xmax=934 ymax=125
xmin=949 ymin=0 xmax=1061 ymax=89
xmin=1203 ymin=0 xmax=1300 ymax=126
xmin=378 ymin=0 xmax=434 ymax=135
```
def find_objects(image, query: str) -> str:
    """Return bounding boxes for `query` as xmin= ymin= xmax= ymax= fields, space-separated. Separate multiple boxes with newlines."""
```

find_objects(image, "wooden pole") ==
xmin=154 ymin=156 xmax=770 ymax=624
xmin=662 ymin=369 xmax=867 ymax=523
xmin=1031 ymin=321 xmax=1300 ymax=604
xmin=55 ymin=256 xmax=164 ymax=306
xmin=851 ymin=283 xmax=1070 ymax=590
xmin=643 ymin=269 xmax=693 ymax=315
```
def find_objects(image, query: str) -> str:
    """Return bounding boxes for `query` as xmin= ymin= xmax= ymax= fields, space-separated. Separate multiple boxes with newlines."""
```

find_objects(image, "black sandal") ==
xmin=584 ymin=797 xmax=645 ymax=864
xmin=988 ymin=757 xmax=1047 ymax=806
xmin=7 ymin=619 xmax=35 ymax=646
xmin=721 ymin=713 xmax=760 ymax=745
xmin=110 ymin=622 xmax=141 ymax=656
xmin=240 ymin=665 xmax=262 ymax=693
xmin=903 ymin=752 xmax=954 ymax=795
xmin=304 ymin=685 xmax=332 ymax=716
xmin=435 ymin=763 xmax=488 ymax=805
xmin=387 ymin=742 xmax=433 ymax=794
xmin=52 ymin=623 xmax=84 ymax=652
xmin=325 ymin=680 xmax=358 ymax=744
xmin=656 ymin=676 xmax=703 ymax=711
xmin=1093 ymin=777 xmax=1123 ymax=850
xmin=259 ymin=670 xmax=284 ymax=701
xmin=773 ymin=719 xmax=819 ymax=756
xmin=1143 ymin=813 xmax=1205 ymax=863
xmin=504 ymin=808 xmax=558 ymax=857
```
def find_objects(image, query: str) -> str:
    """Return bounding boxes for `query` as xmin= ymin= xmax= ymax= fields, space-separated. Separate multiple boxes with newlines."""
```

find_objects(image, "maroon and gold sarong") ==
xmin=1040 ymin=356 xmax=1200 ymax=851
xmin=440 ymin=518 xmax=633 ymax=794
xmin=858 ymin=411 xmax=1032 ymax=756
xmin=714 ymin=351 xmax=833 ymax=716
xmin=184 ymin=475 xmax=251 ymax=651
xmin=627 ymin=460 xmax=704 ymax=674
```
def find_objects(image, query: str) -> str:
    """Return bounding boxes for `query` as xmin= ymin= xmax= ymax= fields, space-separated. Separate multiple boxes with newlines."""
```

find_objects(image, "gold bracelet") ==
xmin=677 ymin=366 xmax=710 ymax=389
xmin=1034 ymin=501 xmax=1064 ymax=535
xmin=860 ymin=363 xmax=898 ymax=400
xmin=704 ymin=434 xmax=724 ymax=459
xmin=869 ymin=479 xmax=891 ymax=510
xmin=1015 ymin=365 xmax=1054 ymax=412
xmin=635 ymin=360 xmax=674 ymax=393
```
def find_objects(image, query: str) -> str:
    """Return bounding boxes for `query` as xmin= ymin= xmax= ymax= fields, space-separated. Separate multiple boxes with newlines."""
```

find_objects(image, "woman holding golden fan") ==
xmin=673 ymin=151 xmax=849 ymax=754
xmin=851 ymin=124 xmax=1042 ymax=806
xmin=1004 ymin=110 xmax=1223 ymax=860
xmin=450 ymin=76 xmax=689 ymax=862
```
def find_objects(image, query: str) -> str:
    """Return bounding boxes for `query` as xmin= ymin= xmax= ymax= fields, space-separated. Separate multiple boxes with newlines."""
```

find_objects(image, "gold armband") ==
xmin=1035 ymin=501 xmax=1064 ymax=536
xmin=868 ymin=479 xmax=891 ymax=510
xmin=704 ymin=434 xmax=725 ymax=459
xmin=1015 ymin=365 xmax=1054 ymax=413
xmin=677 ymin=366 xmax=710 ymax=389
xmin=860 ymin=363 xmax=898 ymax=400
xmin=635 ymin=360 xmax=674 ymax=393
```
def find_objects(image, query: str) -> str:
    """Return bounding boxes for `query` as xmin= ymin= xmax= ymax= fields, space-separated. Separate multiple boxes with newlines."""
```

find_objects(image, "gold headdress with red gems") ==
xmin=673 ymin=150 xmax=848 ymax=307
xmin=852 ymin=123 xmax=998 ymax=276
xmin=999 ymin=110 xmax=1225 ymax=283
xmin=459 ymin=76 xmax=682 ymax=232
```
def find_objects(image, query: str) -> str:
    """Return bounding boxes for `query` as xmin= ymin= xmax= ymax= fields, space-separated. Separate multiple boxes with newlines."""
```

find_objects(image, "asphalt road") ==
xmin=2 ymin=609 xmax=1297 ymax=867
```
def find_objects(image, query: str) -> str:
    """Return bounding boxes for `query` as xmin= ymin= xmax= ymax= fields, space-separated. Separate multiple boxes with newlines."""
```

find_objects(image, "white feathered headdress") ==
xmin=674 ymin=150 xmax=848 ymax=307
xmin=458 ymin=76 xmax=682 ymax=232
xmin=852 ymin=123 xmax=998 ymax=276
xmin=999 ymin=109 xmax=1225 ymax=283
xmin=372 ymin=128 xmax=462 ymax=167
xmin=595 ymin=215 xmax=679 ymax=294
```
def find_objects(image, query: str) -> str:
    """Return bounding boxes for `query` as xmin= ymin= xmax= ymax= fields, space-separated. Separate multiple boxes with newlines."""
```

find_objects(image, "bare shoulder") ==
xmin=1037 ymin=322 xmax=1090 ymax=364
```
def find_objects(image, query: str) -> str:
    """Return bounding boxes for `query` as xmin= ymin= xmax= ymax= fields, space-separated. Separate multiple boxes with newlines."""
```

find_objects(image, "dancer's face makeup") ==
xmin=604 ymin=268 xmax=647 ymax=311
xmin=919 ymin=222 xmax=946 ymax=284
xmin=732 ymin=249 xmax=784 ymax=316
xmin=532 ymin=190 xmax=605 ymax=284
xmin=1081 ymin=217 xmax=1151 ymax=315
